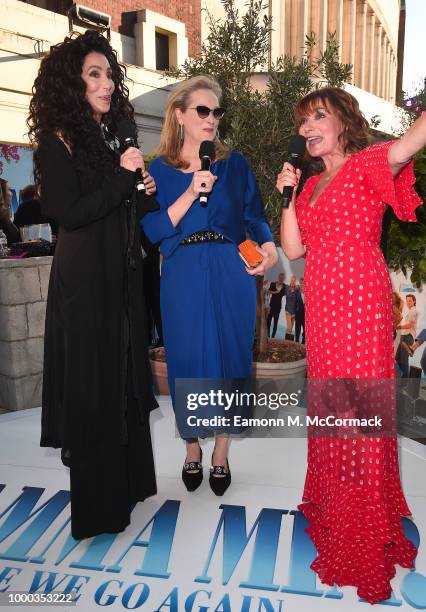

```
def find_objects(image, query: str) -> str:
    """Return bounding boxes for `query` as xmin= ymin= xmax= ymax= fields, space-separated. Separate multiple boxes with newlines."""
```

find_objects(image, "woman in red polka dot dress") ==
xmin=277 ymin=88 xmax=423 ymax=604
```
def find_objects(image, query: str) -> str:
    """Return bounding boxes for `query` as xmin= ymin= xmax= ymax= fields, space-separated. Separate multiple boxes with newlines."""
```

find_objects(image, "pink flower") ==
xmin=0 ymin=145 xmax=21 ymax=163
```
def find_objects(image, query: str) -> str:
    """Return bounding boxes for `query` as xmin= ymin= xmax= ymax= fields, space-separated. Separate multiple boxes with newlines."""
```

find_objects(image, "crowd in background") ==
xmin=0 ymin=179 xmax=56 ymax=245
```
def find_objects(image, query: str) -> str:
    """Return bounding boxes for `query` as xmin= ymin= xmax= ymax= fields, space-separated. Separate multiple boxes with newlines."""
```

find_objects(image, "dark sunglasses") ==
xmin=189 ymin=105 xmax=226 ymax=120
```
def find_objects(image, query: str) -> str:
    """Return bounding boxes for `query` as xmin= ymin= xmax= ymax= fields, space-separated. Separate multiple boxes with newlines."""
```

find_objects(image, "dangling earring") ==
xmin=179 ymin=124 xmax=184 ymax=145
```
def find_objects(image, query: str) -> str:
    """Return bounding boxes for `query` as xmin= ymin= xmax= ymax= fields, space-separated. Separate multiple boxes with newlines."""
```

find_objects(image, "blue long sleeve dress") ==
xmin=142 ymin=151 xmax=273 ymax=435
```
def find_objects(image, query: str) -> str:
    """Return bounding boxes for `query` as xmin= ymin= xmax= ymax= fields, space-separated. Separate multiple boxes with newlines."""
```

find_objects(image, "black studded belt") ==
xmin=181 ymin=230 xmax=228 ymax=245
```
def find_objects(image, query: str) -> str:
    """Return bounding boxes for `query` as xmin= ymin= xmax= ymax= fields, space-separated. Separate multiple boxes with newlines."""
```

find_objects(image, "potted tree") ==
xmin=148 ymin=0 xmax=351 ymax=391
xmin=149 ymin=1 xmax=425 ymax=391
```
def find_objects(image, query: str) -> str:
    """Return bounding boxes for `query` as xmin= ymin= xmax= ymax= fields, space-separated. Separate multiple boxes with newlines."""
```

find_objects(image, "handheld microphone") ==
xmin=116 ymin=118 xmax=145 ymax=192
xmin=199 ymin=141 xmax=216 ymax=207
xmin=282 ymin=135 xmax=306 ymax=209
xmin=116 ymin=118 xmax=159 ymax=270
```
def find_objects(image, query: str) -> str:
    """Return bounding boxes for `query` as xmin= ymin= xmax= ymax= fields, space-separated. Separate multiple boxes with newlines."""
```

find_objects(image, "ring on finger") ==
xmin=200 ymin=182 xmax=207 ymax=188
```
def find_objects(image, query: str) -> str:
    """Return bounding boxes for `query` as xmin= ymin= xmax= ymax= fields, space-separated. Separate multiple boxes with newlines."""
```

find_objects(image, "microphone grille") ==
xmin=288 ymin=135 xmax=306 ymax=156
xmin=199 ymin=140 xmax=216 ymax=160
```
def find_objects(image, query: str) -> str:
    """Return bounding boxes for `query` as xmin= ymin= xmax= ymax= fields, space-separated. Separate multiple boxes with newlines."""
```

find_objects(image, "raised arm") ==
xmin=277 ymin=162 xmax=306 ymax=260
xmin=388 ymin=111 xmax=426 ymax=176
xmin=39 ymin=135 xmax=136 ymax=231
xmin=167 ymin=170 xmax=216 ymax=227
xmin=142 ymin=167 xmax=216 ymax=244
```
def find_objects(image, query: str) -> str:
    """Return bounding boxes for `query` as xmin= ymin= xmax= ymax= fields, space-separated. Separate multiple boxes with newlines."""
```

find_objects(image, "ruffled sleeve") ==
xmin=359 ymin=140 xmax=422 ymax=221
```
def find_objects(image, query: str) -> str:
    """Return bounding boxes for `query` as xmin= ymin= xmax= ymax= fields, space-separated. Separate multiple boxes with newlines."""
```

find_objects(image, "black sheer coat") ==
xmin=38 ymin=133 xmax=158 ymax=452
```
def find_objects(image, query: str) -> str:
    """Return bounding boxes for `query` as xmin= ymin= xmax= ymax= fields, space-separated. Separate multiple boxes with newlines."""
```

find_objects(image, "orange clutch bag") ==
xmin=238 ymin=240 xmax=263 ymax=268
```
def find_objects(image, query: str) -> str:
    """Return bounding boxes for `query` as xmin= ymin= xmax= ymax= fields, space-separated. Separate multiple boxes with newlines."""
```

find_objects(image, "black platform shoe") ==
xmin=182 ymin=448 xmax=203 ymax=492
xmin=209 ymin=459 xmax=231 ymax=496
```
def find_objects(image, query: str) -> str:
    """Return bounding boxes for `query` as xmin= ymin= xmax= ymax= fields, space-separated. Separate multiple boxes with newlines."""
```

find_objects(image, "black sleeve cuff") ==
xmin=112 ymin=166 xmax=136 ymax=199
xmin=136 ymin=193 xmax=160 ymax=221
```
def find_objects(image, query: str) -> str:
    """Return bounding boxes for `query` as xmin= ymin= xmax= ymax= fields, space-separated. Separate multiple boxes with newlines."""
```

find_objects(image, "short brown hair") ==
xmin=294 ymin=87 xmax=370 ymax=156
xmin=20 ymin=184 xmax=38 ymax=202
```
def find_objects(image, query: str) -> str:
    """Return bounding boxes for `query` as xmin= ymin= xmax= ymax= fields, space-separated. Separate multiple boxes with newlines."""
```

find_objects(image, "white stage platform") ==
xmin=0 ymin=399 xmax=425 ymax=611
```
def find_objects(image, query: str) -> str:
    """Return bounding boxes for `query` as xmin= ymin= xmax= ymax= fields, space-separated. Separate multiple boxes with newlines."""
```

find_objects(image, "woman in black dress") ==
xmin=27 ymin=30 xmax=158 ymax=540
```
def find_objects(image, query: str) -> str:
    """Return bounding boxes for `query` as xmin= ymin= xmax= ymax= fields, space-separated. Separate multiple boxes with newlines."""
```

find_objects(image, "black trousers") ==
xmin=267 ymin=309 xmax=281 ymax=338
xmin=295 ymin=314 xmax=305 ymax=343
xmin=395 ymin=334 xmax=414 ymax=378
xmin=69 ymin=361 xmax=157 ymax=540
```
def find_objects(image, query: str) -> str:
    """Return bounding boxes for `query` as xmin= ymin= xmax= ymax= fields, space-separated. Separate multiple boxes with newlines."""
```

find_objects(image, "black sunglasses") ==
xmin=188 ymin=105 xmax=226 ymax=120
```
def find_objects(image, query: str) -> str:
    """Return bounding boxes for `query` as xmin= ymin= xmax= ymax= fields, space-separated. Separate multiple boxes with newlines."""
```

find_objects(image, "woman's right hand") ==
xmin=186 ymin=170 xmax=217 ymax=200
xmin=120 ymin=147 xmax=145 ymax=173
xmin=276 ymin=162 xmax=301 ymax=195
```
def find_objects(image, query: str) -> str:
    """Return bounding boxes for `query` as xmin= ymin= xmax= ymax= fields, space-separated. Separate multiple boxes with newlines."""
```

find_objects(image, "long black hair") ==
xmin=27 ymin=30 xmax=134 ymax=183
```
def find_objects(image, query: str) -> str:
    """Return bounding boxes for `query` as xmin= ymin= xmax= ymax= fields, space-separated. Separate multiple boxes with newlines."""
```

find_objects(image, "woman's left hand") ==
xmin=143 ymin=171 xmax=157 ymax=195
xmin=245 ymin=241 xmax=279 ymax=276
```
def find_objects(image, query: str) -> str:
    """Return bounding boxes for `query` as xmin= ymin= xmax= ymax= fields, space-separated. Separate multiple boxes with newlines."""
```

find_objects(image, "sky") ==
xmin=403 ymin=0 xmax=426 ymax=96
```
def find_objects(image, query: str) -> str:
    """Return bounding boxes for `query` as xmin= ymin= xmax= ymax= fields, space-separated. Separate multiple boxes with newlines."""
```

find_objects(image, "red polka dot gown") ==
xmin=295 ymin=141 xmax=422 ymax=604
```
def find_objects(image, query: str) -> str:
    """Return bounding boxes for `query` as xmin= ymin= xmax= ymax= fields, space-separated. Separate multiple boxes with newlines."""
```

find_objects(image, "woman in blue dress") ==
xmin=142 ymin=75 xmax=277 ymax=494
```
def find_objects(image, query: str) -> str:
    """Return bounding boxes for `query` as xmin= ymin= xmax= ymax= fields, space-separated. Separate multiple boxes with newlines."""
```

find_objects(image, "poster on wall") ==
xmin=389 ymin=270 xmax=426 ymax=378
xmin=262 ymin=248 xmax=306 ymax=342
xmin=269 ymin=248 xmax=426 ymax=381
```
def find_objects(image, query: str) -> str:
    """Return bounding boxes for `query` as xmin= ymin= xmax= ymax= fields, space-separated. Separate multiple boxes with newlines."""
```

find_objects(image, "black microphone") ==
xmin=199 ymin=141 xmax=215 ymax=207
xmin=116 ymin=118 xmax=145 ymax=192
xmin=115 ymin=118 xmax=159 ymax=270
xmin=282 ymin=135 xmax=306 ymax=209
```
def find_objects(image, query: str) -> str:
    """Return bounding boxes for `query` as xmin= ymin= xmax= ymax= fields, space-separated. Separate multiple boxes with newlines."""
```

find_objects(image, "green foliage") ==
xmin=381 ymin=148 xmax=426 ymax=288
xmin=380 ymin=80 xmax=426 ymax=288
xmin=370 ymin=114 xmax=381 ymax=129
xmin=304 ymin=31 xmax=352 ymax=87
xmin=168 ymin=0 xmax=425 ymax=287
xmin=168 ymin=0 xmax=351 ymax=236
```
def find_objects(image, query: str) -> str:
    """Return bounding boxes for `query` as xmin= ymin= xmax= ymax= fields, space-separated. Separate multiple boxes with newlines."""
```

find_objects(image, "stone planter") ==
xmin=0 ymin=256 xmax=52 ymax=411
xmin=252 ymin=356 xmax=306 ymax=379
xmin=149 ymin=343 xmax=306 ymax=396
xmin=252 ymin=338 xmax=307 ymax=379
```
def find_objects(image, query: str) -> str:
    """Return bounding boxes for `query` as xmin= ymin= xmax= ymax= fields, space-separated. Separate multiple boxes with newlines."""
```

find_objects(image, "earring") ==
xmin=179 ymin=124 xmax=184 ymax=145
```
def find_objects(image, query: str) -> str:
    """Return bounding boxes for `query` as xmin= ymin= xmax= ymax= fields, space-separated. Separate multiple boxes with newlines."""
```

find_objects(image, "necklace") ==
xmin=308 ymin=155 xmax=350 ymax=207
xmin=322 ymin=156 xmax=349 ymax=181
xmin=101 ymin=123 xmax=120 ymax=153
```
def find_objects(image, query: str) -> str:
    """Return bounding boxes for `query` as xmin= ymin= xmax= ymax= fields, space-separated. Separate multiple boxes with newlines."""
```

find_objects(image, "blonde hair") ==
xmin=156 ymin=75 xmax=229 ymax=169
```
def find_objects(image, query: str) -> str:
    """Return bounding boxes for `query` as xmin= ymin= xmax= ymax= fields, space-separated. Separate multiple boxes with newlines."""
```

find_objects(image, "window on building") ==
xmin=20 ymin=0 xmax=72 ymax=14
xmin=155 ymin=31 xmax=169 ymax=71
